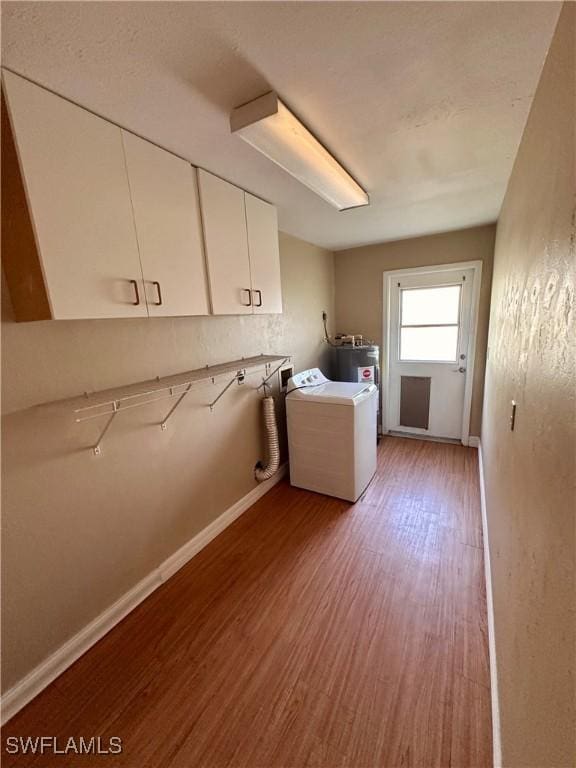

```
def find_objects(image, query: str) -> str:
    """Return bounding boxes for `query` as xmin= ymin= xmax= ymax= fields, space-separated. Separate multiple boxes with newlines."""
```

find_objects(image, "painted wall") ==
xmin=481 ymin=5 xmax=575 ymax=766
xmin=1 ymin=232 xmax=335 ymax=692
xmin=334 ymin=224 xmax=495 ymax=436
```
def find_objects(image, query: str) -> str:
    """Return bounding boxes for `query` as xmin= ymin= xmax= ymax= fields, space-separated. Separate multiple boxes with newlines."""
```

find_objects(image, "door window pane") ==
xmin=400 ymin=326 xmax=459 ymax=362
xmin=401 ymin=285 xmax=461 ymax=326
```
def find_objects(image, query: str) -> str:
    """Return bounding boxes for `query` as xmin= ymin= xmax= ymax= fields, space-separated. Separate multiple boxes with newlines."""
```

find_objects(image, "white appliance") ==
xmin=286 ymin=368 xmax=378 ymax=502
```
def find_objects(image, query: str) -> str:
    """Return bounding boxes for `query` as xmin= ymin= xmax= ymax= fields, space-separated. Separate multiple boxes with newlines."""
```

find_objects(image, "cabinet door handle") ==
xmin=253 ymin=289 xmax=262 ymax=307
xmin=129 ymin=279 xmax=140 ymax=306
xmin=152 ymin=281 xmax=163 ymax=306
xmin=241 ymin=288 xmax=252 ymax=306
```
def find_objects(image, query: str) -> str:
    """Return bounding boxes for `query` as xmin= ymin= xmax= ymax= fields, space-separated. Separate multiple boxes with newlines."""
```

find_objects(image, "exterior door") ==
xmin=387 ymin=267 xmax=476 ymax=440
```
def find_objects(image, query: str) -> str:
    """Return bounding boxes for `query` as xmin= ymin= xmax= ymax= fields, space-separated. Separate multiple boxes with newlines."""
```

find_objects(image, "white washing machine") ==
xmin=286 ymin=368 xmax=378 ymax=502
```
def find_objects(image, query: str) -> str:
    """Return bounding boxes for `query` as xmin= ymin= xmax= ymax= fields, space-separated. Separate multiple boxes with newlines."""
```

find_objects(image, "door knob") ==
xmin=452 ymin=366 xmax=467 ymax=373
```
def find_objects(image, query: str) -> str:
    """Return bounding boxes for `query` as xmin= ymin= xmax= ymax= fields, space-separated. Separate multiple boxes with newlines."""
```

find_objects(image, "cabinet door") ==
xmin=197 ymin=169 xmax=252 ymax=315
xmin=245 ymin=193 xmax=283 ymax=314
xmin=121 ymin=132 xmax=209 ymax=317
xmin=2 ymin=71 xmax=147 ymax=319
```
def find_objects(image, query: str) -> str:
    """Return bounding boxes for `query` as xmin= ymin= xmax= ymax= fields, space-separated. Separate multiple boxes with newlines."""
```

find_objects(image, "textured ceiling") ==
xmin=1 ymin=1 xmax=561 ymax=250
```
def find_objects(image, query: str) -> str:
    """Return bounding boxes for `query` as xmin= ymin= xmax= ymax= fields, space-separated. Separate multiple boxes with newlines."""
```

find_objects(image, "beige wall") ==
xmin=334 ymin=224 xmax=495 ymax=436
xmin=2 ymin=232 xmax=334 ymax=414
xmin=1 ymin=232 xmax=334 ymax=692
xmin=481 ymin=6 xmax=575 ymax=767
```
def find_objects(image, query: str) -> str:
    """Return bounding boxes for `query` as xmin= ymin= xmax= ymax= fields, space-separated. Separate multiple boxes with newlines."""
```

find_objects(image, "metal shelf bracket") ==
xmin=93 ymin=402 xmax=119 ymax=456
xmin=257 ymin=357 xmax=290 ymax=394
xmin=160 ymin=383 xmax=193 ymax=430
xmin=209 ymin=370 xmax=246 ymax=411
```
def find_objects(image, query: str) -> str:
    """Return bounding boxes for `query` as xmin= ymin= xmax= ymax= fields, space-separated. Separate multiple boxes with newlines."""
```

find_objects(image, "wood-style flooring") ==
xmin=2 ymin=437 xmax=492 ymax=767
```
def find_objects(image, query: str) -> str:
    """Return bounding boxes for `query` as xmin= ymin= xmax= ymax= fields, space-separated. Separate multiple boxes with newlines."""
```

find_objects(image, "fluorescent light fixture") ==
xmin=230 ymin=92 xmax=369 ymax=211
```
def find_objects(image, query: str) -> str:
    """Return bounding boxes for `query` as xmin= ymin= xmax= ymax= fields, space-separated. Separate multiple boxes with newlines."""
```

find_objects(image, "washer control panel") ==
xmin=287 ymin=368 xmax=329 ymax=390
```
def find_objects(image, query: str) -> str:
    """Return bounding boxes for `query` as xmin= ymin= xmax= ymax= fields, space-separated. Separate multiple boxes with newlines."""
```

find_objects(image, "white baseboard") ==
xmin=468 ymin=435 xmax=480 ymax=447
xmin=0 ymin=465 xmax=287 ymax=725
xmin=478 ymin=443 xmax=502 ymax=768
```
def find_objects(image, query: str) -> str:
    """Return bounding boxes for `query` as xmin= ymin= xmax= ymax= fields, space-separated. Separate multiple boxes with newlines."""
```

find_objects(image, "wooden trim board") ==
xmin=1 ymin=89 xmax=51 ymax=321
xmin=0 ymin=465 xmax=287 ymax=725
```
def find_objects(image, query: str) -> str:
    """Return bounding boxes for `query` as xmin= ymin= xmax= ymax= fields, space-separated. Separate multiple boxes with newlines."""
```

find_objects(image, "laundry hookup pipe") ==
xmin=255 ymin=395 xmax=280 ymax=482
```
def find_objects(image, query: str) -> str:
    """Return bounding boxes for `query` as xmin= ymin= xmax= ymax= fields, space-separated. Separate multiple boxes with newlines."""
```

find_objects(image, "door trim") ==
xmin=382 ymin=260 xmax=483 ymax=446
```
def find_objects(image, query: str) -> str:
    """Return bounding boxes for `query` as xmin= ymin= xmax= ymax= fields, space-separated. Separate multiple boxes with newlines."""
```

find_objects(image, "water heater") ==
xmin=333 ymin=344 xmax=380 ymax=387
xmin=333 ymin=344 xmax=380 ymax=434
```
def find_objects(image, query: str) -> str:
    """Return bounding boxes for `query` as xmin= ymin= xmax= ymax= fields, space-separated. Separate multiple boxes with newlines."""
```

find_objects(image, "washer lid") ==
xmin=287 ymin=381 xmax=377 ymax=406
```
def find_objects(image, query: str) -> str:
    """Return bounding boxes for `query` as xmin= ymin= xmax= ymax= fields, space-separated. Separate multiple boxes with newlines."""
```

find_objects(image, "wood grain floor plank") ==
xmin=1 ymin=437 xmax=491 ymax=767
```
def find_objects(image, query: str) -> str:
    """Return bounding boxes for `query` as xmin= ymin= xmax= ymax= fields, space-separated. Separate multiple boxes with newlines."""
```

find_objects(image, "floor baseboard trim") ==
xmin=387 ymin=431 xmax=461 ymax=445
xmin=0 ymin=465 xmax=287 ymax=726
xmin=478 ymin=442 xmax=502 ymax=768
xmin=383 ymin=433 xmax=480 ymax=448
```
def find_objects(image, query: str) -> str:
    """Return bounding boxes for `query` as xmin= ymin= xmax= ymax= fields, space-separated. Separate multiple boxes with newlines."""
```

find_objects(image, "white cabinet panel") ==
xmin=121 ymin=132 xmax=209 ymax=317
xmin=197 ymin=169 xmax=253 ymax=315
xmin=245 ymin=193 xmax=282 ymax=315
xmin=2 ymin=71 xmax=147 ymax=319
xmin=3 ymin=71 xmax=282 ymax=322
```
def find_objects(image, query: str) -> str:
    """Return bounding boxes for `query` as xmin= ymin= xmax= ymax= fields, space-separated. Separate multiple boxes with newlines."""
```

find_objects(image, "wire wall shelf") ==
xmin=70 ymin=354 xmax=291 ymax=455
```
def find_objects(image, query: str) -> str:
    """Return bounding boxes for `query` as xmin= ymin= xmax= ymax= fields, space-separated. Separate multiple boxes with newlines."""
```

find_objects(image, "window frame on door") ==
xmin=382 ymin=260 xmax=483 ymax=446
xmin=398 ymin=282 xmax=463 ymax=363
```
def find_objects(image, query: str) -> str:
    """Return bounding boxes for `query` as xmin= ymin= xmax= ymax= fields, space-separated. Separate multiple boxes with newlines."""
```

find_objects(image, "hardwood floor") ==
xmin=1 ymin=437 xmax=492 ymax=767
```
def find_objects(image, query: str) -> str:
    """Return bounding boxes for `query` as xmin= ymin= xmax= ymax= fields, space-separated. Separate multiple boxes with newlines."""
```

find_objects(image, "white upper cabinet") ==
xmin=198 ymin=170 xmax=283 ymax=315
xmin=2 ymin=71 xmax=281 ymax=321
xmin=121 ymin=131 xmax=209 ymax=317
xmin=245 ymin=193 xmax=283 ymax=315
xmin=197 ymin=169 xmax=253 ymax=315
xmin=2 ymin=70 xmax=147 ymax=319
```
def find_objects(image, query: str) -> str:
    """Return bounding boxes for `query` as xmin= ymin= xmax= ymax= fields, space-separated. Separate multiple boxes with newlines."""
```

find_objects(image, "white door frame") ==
xmin=382 ymin=260 xmax=483 ymax=446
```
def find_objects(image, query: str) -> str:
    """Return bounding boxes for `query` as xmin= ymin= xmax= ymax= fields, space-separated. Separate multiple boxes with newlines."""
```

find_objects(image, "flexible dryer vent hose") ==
xmin=255 ymin=395 xmax=280 ymax=482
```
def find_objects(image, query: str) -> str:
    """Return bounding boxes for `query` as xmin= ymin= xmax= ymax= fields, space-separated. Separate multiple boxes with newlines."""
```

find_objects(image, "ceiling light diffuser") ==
xmin=230 ymin=92 xmax=369 ymax=211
